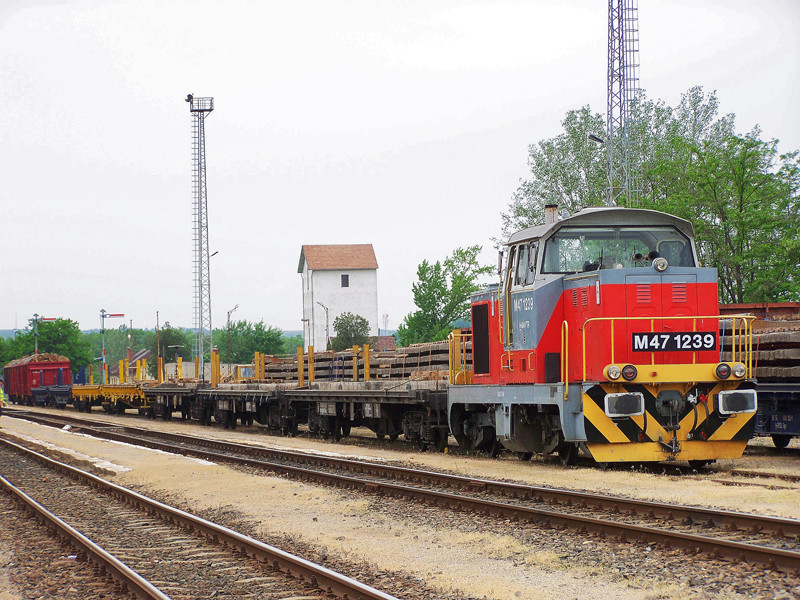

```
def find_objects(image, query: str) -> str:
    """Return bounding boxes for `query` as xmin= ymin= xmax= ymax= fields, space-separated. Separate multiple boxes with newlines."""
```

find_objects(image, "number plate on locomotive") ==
xmin=631 ymin=331 xmax=716 ymax=352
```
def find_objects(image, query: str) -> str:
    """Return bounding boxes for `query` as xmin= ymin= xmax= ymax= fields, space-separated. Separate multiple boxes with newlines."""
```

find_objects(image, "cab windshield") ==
xmin=541 ymin=225 xmax=694 ymax=273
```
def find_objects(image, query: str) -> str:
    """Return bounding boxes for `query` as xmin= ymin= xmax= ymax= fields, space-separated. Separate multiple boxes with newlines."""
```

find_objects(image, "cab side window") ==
xmin=526 ymin=243 xmax=538 ymax=284
xmin=515 ymin=244 xmax=529 ymax=286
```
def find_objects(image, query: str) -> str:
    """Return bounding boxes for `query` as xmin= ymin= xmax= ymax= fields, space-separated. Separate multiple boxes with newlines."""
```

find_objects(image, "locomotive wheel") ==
xmin=771 ymin=434 xmax=792 ymax=450
xmin=517 ymin=452 xmax=533 ymax=462
xmin=485 ymin=438 xmax=502 ymax=458
xmin=417 ymin=439 xmax=429 ymax=452
xmin=434 ymin=432 xmax=449 ymax=453
xmin=558 ymin=443 xmax=578 ymax=466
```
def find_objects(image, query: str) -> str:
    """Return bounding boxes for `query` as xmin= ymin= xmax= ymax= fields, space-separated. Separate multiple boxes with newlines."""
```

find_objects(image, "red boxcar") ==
xmin=3 ymin=354 xmax=72 ymax=404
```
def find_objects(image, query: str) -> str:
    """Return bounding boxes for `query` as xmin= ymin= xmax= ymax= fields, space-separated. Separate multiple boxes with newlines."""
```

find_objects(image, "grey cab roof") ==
xmin=506 ymin=207 xmax=695 ymax=245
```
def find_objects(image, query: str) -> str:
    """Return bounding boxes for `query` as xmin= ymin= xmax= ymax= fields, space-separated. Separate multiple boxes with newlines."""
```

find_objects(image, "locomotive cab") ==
xmin=448 ymin=207 xmax=757 ymax=465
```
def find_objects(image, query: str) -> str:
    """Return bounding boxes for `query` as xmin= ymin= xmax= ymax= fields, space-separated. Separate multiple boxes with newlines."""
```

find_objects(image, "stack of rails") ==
xmin=260 ymin=341 xmax=455 ymax=382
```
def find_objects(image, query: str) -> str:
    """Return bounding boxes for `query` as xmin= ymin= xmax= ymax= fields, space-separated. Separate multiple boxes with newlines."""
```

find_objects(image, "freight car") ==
xmin=3 ymin=354 xmax=72 ymax=406
xmin=754 ymin=382 xmax=799 ymax=449
xmin=447 ymin=206 xmax=758 ymax=465
xmin=719 ymin=308 xmax=800 ymax=449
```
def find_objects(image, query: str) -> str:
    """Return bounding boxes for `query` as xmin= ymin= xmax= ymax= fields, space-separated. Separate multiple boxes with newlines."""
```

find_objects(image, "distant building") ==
xmin=298 ymin=244 xmax=378 ymax=351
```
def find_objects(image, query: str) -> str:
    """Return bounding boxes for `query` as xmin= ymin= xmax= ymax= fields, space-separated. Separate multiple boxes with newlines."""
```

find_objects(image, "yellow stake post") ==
xmin=177 ymin=356 xmax=183 ymax=379
xmin=308 ymin=346 xmax=315 ymax=383
xmin=363 ymin=344 xmax=370 ymax=380
xmin=352 ymin=345 xmax=359 ymax=382
xmin=297 ymin=347 xmax=305 ymax=387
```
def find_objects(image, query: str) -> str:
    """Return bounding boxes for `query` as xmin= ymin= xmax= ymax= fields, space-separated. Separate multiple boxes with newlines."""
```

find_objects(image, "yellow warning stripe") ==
xmin=709 ymin=410 xmax=756 ymax=441
xmin=630 ymin=411 xmax=669 ymax=442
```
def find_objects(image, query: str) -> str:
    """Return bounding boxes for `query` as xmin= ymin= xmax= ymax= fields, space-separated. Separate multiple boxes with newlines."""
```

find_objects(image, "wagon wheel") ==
xmin=434 ymin=432 xmax=449 ymax=453
xmin=771 ymin=434 xmax=791 ymax=450
xmin=517 ymin=452 xmax=533 ymax=462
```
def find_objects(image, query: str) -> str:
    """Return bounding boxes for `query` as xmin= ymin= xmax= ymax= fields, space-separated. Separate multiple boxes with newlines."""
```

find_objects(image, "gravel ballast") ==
xmin=1 ymin=412 xmax=798 ymax=599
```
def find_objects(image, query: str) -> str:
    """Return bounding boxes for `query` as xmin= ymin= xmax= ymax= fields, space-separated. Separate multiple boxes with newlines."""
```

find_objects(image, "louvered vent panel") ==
xmin=571 ymin=289 xmax=578 ymax=307
xmin=636 ymin=284 xmax=651 ymax=304
xmin=580 ymin=288 xmax=588 ymax=306
xmin=672 ymin=283 xmax=687 ymax=303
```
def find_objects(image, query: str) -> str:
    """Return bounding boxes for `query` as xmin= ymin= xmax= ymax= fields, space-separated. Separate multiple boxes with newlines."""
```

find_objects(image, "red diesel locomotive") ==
xmin=447 ymin=206 xmax=757 ymax=465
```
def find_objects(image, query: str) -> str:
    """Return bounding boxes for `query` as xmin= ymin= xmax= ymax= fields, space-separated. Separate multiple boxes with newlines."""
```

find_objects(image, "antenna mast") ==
xmin=606 ymin=0 xmax=641 ymax=205
xmin=186 ymin=93 xmax=214 ymax=379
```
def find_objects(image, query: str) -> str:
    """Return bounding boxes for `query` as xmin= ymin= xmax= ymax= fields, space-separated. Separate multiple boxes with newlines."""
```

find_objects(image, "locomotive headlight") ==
xmin=621 ymin=364 xmax=638 ymax=381
xmin=606 ymin=365 xmax=621 ymax=380
xmin=715 ymin=363 xmax=732 ymax=380
xmin=732 ymin=363 xmax=746 ymax=378
xmin=653 ymin=257 xmax=669 ymax=272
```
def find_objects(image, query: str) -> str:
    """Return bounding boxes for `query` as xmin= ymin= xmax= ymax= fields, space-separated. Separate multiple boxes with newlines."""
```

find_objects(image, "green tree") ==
xmin=83 ymin=326 xmax=155 ymax=369
xmin=147 ymin=323 xmax=193 ymax=376
xmin=504 ymin=85 xmax=800 ymax=303
xmin=2 ymin=318 xmax=93 ymax=372
xmin=397 ymin=246 xmax=493 ymax=345
xmin=281 ymin=334 xmax=304 ymax=356
xmin=656 ymin=134 xmax=800 ymax=303
xmin=330 ymin=312 xmax=370 ymax=351
xmin=212 ymin=320 xmax=283 ymax=364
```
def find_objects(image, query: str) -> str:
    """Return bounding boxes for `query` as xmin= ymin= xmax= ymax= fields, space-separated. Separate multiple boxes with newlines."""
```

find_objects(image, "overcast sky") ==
xmin=2 ymin=0 xmax=798 ymax=335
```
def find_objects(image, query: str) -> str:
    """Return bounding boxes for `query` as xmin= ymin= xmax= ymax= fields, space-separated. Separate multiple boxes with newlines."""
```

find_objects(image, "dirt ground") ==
xmin=0 ymin=410 xmax=798 ymax=600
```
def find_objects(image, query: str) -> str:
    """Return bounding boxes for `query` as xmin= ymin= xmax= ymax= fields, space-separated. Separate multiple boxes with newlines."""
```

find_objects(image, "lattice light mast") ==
xmin=186 ymin=94 xmax=214 ymax=378
xmin=606 ymin=0 xmax=641 ymax=205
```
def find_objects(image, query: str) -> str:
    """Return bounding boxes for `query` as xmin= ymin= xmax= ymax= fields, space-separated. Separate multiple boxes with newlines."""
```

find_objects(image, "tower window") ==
xmin=341 ymin=274 xmax=349 ymax=287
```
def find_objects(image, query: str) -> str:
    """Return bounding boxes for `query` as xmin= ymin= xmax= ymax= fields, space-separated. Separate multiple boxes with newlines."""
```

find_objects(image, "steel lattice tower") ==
xmin=606 ymin=0 xmax=641 ymax=205
xmin=186 ymin=94 xmax=214 ymax=377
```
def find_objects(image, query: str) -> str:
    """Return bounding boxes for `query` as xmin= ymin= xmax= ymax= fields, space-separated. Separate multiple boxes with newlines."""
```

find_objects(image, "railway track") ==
xmin=0 ymin=436 xmax=399 ymax=600
xmin=6 ymin=409 xmax=800 ymax=576
xmin=10 ymin=405 xmax=800 ymax=484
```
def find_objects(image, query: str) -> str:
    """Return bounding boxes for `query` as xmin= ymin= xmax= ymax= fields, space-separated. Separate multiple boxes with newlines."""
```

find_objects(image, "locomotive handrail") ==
xmin=561 ymin=321 xmax=569 ymax=403
xmin=448 ymin=329 xmax=472 ymax=384
xmin=579 ymin=314 xmax=755 ymax=381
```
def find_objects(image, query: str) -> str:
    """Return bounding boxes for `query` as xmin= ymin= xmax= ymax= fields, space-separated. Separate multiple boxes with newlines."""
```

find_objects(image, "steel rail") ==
xmin=62 ymin=428 xmax=800 ymax=573
xmin=0 ymin=437 xmax=399 ymax=600
xmin=0 ymin=473 xmax=172 ymax=600
xmin=61 ymin=413 xmax=800 ymax=537
xmin=8 ymin=413 xmax=799 ymax=574
xmin=8 ymin=408 xmax=799 ymax=537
